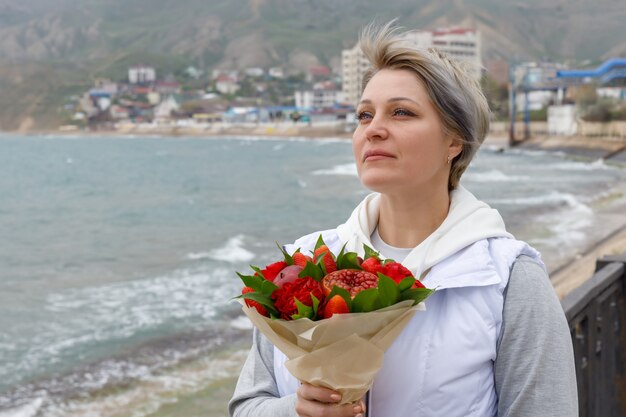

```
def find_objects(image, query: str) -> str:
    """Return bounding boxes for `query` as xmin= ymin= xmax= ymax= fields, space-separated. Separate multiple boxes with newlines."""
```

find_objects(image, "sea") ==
xmin=1 ymin=134 xmax=625 ymax=417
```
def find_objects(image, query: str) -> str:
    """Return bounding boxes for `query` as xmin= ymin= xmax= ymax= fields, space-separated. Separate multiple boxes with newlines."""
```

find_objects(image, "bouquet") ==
xmin=236 ymin=235 xmax=433 ymax=404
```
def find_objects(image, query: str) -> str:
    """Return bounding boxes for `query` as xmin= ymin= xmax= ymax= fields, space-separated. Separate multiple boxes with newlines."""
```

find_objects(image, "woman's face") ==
xmin=352 ymin=68 xmax=461 ymax=195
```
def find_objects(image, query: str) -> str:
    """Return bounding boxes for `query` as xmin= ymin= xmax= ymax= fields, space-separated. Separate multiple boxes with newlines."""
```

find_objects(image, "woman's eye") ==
xmin=356 ymin=111 xmax=373 ymax=121
xmin=393 ymin=108 xmax=414 ymax=117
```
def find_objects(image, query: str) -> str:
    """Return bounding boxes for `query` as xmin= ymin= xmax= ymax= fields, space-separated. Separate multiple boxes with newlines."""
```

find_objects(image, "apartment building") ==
xmin=342 ymin=28 xmax=482 ymax=106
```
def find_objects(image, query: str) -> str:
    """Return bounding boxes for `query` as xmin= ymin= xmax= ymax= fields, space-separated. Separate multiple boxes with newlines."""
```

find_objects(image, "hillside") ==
xmin=0 ymin=0 xmax=624 ymax=130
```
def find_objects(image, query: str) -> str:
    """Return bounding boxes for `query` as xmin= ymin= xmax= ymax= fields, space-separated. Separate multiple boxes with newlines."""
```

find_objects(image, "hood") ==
xmin=336 ymin=186 xmax=513 ymax=277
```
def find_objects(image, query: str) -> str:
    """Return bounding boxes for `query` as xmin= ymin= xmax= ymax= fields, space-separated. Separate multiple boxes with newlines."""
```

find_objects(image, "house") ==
xmin=215 ymin=75 xmax=240 ymax=95
xmin=128 ymin=65 xmax=156 ymax=84
xmin=269 ymin=67 xmax=284 ymax=79
xmin=308 ymin=65 xmax=332 ymax=82
xmin=155 ymin=80 xmax=181 ymax=95
xmin=295 ymin=81 xmax=345 ymax=110
xmin=184 ymin=66 xmax=203 ymax=79
xmin=244 ymin=67 xmax=265 ymax=78
xmin=110 ymin=105 xmax=131 ymax=120
xmin=154 ymin=96 xmax=180 ymax=120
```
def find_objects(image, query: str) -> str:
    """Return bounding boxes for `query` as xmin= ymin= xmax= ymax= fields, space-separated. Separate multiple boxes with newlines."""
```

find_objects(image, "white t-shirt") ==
xmin=369 ymin=226 xmax=412 ymax=263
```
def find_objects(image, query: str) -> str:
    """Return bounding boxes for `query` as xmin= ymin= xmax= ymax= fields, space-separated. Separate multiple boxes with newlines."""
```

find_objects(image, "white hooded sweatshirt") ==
xmin=276 ymin=186 xmax=542 ymax=417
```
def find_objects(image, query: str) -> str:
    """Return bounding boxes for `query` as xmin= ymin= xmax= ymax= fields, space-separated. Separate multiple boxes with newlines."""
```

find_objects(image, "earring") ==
xmin=447 ymin=155 xmax=452 ymax=164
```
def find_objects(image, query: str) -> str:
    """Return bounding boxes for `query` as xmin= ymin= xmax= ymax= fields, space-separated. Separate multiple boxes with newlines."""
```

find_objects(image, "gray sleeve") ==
xmin=495 ymin=255 xmax=578 ymax=417
xmin=228 ymin=328 xmax=298 ymax=417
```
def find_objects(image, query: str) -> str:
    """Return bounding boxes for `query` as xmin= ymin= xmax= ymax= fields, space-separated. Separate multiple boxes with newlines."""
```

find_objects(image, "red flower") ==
xmin=382 ymin=262 xmax=414 ymax=284
xmin=256 ymin=261 xmax=287 ymax=282
xmin=272 ymin=277 xmax=324 ymax=320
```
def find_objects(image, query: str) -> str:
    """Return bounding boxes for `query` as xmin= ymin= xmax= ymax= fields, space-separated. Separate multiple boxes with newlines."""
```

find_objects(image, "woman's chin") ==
xmin=359 ymin=174 xmax=397 ymax=193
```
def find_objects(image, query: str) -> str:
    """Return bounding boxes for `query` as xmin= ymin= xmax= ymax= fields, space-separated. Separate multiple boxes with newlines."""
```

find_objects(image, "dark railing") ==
xmin=561 ymin=253 xmax=626 ymax=417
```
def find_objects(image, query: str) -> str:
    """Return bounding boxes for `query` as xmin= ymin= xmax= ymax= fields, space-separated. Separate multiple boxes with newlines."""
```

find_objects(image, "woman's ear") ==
xmin=448 ymin=136 xmax=463 ymax=159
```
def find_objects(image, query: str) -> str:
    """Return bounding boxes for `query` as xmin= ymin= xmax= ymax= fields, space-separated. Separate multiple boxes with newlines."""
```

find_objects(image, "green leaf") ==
xmin=299 ymin=261 xmax=324 ymax=281
xmin=363 ymin=244 xmax=380 ymax=260
xmin=399 ymin=288 xmax=435 ymax=305
xmin=336 ymin=251 xmax=362 ymax=270
xmin=351 ymin=288 xmax=380 ymax=312
xmin=276 ymin=242 xmax=294 ymax=265
xmin=327 ymin=285 xmax=353 ymax=310
xmin=238 ymin=292 xmax=279 ymax=316
xmin=261 ymin=279 xmax=279 ymax=295
xmin=334 ymin=243 xmax=348 ymax=268
xmin=311 ymin=294 xmax=321 ymax=318
xmin=377 ymin=274 xmax=400 ymax=308
xmin=314 ymin=234 xmax=326 ymax=251
xmin=237 ymin=272 xmax=278 ymax=295
xmin=292 ymin=297 xmax=313 ymax=320
xmin=249 ymin=265 xmax=264 ymax=279
xmin=397 ymin=276 xmax=416 ymax=292
xmin=382 ymin=258 xmax=396 ymax=265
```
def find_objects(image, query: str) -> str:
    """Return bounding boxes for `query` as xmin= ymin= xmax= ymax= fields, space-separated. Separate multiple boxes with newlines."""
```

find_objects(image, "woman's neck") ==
xmin=377 ymin=187 xmax=450 ymax=248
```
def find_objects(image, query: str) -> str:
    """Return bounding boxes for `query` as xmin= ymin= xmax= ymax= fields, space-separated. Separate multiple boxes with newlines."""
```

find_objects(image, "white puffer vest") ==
xmin=274 ymin=230 xmax=541 ymax=417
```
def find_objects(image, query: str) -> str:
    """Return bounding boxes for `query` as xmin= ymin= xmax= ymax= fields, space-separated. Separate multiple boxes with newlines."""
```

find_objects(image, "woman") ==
xmin=229 ymin=22 xmax=578 ymax=417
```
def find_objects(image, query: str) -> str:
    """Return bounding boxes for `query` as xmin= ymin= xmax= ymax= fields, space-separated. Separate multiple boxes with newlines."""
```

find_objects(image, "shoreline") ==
xmin=485 ymin=134 xmax=626 ymax=298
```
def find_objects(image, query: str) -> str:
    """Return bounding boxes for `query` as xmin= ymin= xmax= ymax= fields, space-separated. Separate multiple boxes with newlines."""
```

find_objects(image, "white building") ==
xmin=128 ymin=65 xmax=156 ymax=84
xmin=154 ymin=96 xmax=180 ymax=120
xmin=342 ymin=44 xmax=372 ymax=108
xmin=269 ymin=67 xmax=284 ymax=79
xmin=431 ymin=28 xmax=482 ymax=79
xmin=215 ymin=75 xmax=240 ymax=95
xmin=295 ymin=88 xmax=345 ymax=110
xmin=342 ymin=27 xmax=482 ymax=106
xmin=244 ymin=67 xmax=265 ymax=78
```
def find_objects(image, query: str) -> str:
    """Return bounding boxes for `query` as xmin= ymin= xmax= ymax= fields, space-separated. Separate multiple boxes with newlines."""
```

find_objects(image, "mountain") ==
xmin=0 ymin=0 xmax=624 ymax=130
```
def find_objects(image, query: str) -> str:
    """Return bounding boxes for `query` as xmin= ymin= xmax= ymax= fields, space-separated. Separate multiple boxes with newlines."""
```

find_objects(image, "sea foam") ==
xmin=206 ymin=235 xmax=255 ymax=263
xmin=464 ymin=169 xmax=531 ymax=182
xmin=312 ymin=163 xmax=358 ymax=176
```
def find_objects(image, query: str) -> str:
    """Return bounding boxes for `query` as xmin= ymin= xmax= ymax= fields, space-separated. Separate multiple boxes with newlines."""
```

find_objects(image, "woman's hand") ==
xmin=295 ymin=383 xmax=366 ymax=417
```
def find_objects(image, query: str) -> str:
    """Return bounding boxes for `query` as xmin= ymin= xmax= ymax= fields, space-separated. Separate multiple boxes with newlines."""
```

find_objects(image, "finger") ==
xmin=295 ymin=398 xmax=364 ymax=417
xmin=297 ymin=382 xmax=342 ymax=403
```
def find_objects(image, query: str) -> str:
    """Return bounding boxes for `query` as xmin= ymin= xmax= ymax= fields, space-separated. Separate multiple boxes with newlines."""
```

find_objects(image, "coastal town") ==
xmin=60 ymin=26 xmax=626 ymax=140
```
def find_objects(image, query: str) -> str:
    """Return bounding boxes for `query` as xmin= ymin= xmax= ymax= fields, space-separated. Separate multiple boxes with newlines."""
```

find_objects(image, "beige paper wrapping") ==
xmin=240 ymin=299 xmax=424 ymax=404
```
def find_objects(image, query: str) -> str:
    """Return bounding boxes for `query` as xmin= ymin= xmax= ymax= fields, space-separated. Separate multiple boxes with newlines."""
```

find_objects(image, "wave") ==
xmin=0 ymin=328 xmax=250 ymax=417
xmin=490 ymin=191 xmax=591 ymax=207
xmin=551 ymin=159 xmax=613 ymax=171
xmin=206 ymin=235 xmax=255 ymax=263
xmin=0 ymin=397 xmax=43 ymax=417
xmin=464 ymin=169 xmax=531 ymax=182
xmin=0 ymin=264 xmax=241 ymax=391
xmin=311 ymin=163 xmax=358 ymax=176
xmin=186 ymin=252 xmax=212 ymax=260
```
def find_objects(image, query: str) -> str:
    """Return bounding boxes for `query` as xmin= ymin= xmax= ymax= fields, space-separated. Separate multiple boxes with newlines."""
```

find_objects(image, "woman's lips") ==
xmin=363 ymin=150 xmax=395 ymax=162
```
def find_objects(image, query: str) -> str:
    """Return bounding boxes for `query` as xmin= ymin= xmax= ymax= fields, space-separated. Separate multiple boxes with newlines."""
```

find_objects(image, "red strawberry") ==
xmin=313 ymin=245 xmax=337 ymax=274
xmin=322 ymin=295 xmax=350 ymax=319
xmin=241 ymin=286 xmax=268 ymax=316
xmin=292 ymin=252 xmax=313 ymax=268
xmin=361 ymin=257 xmax=384 ymax=275
xmin=412 ymin=279 xmax=426 ymax=289
xmin=381 ymin=262 xmax=414 ymax=284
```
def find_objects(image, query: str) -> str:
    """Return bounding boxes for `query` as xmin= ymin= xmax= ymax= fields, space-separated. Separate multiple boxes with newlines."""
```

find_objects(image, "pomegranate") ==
xmin=321 ymin=269 xmax=378 ymax=297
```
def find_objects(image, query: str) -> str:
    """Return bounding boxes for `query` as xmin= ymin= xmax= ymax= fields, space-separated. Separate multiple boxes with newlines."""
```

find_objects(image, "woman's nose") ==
xmin=364 ymin=115 xmax=389 ymax=141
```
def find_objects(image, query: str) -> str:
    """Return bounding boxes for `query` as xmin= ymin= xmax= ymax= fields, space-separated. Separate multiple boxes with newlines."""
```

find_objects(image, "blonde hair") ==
xmin=358 ymin=21 xmax=490 ymax=190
